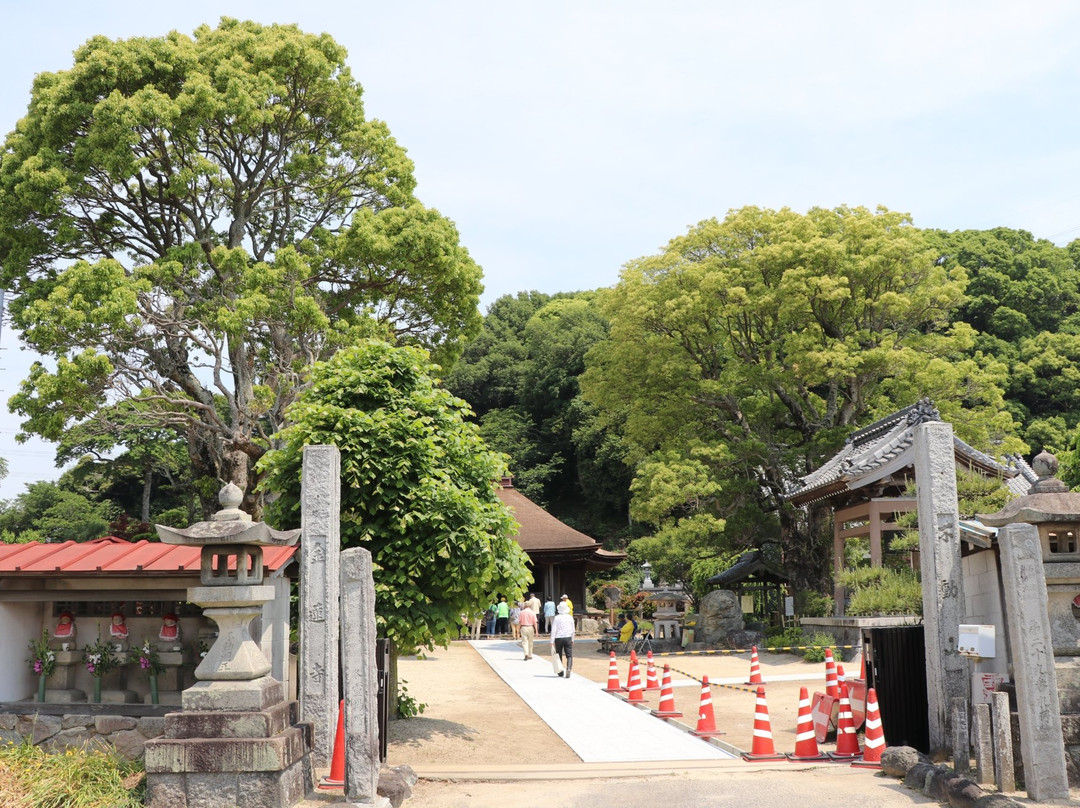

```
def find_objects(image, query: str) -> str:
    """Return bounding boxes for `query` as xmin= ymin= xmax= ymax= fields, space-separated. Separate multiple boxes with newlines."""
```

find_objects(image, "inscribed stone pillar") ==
xmin=300 ymin=445 xmax=342 ymax=769
xmin=996 ymin=522 xmax=1069 ymax=801
xmin=340 ymin=548 xmax=385 ymax=806
xmin=972 ymin=702 xmax=994 ymax=785
xmin=913 ymin=421 xmax=968 ymax=752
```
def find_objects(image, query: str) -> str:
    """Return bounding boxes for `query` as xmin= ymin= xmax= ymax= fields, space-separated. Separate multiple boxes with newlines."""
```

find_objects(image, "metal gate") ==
xmin=865 ymin=626 xmax=930 ymax=752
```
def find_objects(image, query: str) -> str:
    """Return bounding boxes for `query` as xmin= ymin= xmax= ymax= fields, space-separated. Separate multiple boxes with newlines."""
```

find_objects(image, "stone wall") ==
xmin=0 ymin=712 xmax=164 ymax=759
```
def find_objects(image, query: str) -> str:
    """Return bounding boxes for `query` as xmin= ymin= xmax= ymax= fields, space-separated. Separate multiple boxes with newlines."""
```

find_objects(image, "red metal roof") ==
xmin=0 ymin=537 xmax=298 ymax=575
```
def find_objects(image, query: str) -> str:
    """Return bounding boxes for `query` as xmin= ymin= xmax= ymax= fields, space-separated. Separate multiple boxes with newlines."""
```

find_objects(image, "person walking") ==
xmin=525 ymin=592 xmax=542 ymax=626
xmin=509 ymin=600 xmax=522 ymax=640
xmin=560 ymin=593 xmax=574 ymax=616
xmin=495 ymin=596 xmax=510 ymax=635
xmin=485 ymin=599 xmax=498 ymax=638
xmin=550 ymin=601 xmax=575 ymax=678
xmin=518 ymin=600 xmax=538 ymax=660
xmin=542 ymin=595 xmax=556 ymax=635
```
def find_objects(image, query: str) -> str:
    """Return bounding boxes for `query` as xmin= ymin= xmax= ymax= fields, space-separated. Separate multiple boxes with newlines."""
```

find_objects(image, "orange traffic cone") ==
xmin=742 ymin=686 xmax=785 ymax=760
xmin=645 ymin=651 xmax=660 ymax=691
xmin=602 ymin=651 xmax=623 ymax=692
xmin=624 ymin=651 xmax=638 ymax=690
xmin=745 ymin=645 xmax=765 ymax=686
xmin=859 ymin=650 xmax=867 ymax=680
xmin=829 ymin=682 xmax=861 ymax=759
xmin=824 ymin=647 xmax=839 ymax=698
xmin=651 ymin=664 xmax=683 ymax=718
xmin=317 ymin=699 xmax=345 ymax=789
xmin=837 ymin=662 xmax=846 ymax=683
xmin=690 ymin=676 xmax=725 ymax=737
xmin=627 ymin=656 xmax=644 ymax=702
xmin=787 ymin=686 xmax=828 ymax=761
xmin=853 ymin=687 xmax=886 ymax=768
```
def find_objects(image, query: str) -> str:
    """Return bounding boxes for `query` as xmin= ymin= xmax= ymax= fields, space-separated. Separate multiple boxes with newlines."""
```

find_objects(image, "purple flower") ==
xmin=140 ymin=658 xmax=150 ymax=669
xmin=33 ymin=660 xmax=42 ymax=673
xmin=87 ymin=663 xmax=95 ymax=674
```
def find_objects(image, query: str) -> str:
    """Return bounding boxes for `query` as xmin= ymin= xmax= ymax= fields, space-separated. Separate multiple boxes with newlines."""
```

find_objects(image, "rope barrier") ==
xmin=664 ymin=665 xmax=758 ymax=694
xmin=655 ymin=644 xmax=856 ymax=657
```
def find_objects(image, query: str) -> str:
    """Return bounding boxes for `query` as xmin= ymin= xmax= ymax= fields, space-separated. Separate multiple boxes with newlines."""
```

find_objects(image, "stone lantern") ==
xmin=144 ymin=483 xmax=312 ymax=808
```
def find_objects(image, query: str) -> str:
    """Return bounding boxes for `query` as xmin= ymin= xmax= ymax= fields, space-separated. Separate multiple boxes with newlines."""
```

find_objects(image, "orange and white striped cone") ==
xmin=824 ymin=647 xmax=839 ymax=698
xmin=317 ymin=699 xmax=345 ymax=789
xmin=852 ymin=687 xmax=886 ymax=768
xmin=645 ymin=651 xmax=660 ymax=691
xmin=624 ymin=651 xmax=637 ymax=690
xmin=690 ymin=676 xmax=725 ymax=737
xmin=829 ymin=681 xmax=861 ymax=759
xmin=627 ymin=657 xmax=645 ymax=703
xmin=787 ymin=686 xmax=828 ymax=761
xmin=651 ymin=664 xmax=683 ymax=718
xmin=745 ymin=645 xmax=765 ymax=686
xmin=742 ymin=685 xmax=786 ymax=760
xmin=602 ymin=651 xmax=623 ymax=692
xmin=837 ymin=662 xmax=846 ymax=682
xmin=859 ymin=650 xmax=867 ymax=680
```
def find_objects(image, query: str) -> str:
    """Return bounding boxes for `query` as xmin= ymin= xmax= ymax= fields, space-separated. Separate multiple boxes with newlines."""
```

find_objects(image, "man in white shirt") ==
xmin=550 ymin=602 xmax=575 ymax=678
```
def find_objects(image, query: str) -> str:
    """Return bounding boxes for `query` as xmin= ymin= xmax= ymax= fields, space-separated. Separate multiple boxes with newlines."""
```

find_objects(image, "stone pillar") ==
xmin=991 ymin=690 xmax=1016 ymax=794
xmin=997 ymin=522 xmax=1069 ymax=801
xmin=913 ymin=421 xmax=967 ymax=751
xmin=261 ymin=575 xmax=292 ymax=691
xmin=951 ymin=697 xmax=969 ymax=772
xmin=340 ymin=548 xmax=384 ymax=806
xmin=300 ymin=445 xmax=341 ymax=770
xmin=972 ymin=702 xmax=994 ymax=785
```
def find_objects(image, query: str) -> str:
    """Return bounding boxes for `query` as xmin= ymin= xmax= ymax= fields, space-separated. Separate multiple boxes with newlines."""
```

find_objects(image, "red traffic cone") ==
xmin=624 ymin=652 xmax=636 ymax=690
xmin=690 ymin=676 xmax=725 ymax=737
xmin=853 ymin=687 xmax=886 ymax=768
xmin=651 ymin=664 xmax=683 ymax=718
xmin=829 ymin=682 xmax=861 ymax=759
xmin=837 ymin=662 xmax=846 ymax=681
xmin=742 ymin=685 xmax=786 ymax=760
xmin=645 ymin=651 xmax=660 ymax=691
xmin=602 ymin=651 xmax=623 ymax=692
xmin=745 ymin=645 xmax=765 ymax=686
xmin=318 ymin=699 xmax=345 ymax=789
xmin=824 ymin=647 xmax=839 ymax=698
xmin=859 ymin=650 xmax=867 ymax=681
xmin=627 ymin=657 xmax=645 ymax=702
xmin=787 ymin=686 xmax=828 ymax=761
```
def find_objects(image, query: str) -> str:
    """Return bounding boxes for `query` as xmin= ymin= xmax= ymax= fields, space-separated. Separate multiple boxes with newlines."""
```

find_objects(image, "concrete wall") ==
xmin=0 ymin=602 xmax=46 ymax=700
xmin=961 ymin=548 xmax=1008 ymax=676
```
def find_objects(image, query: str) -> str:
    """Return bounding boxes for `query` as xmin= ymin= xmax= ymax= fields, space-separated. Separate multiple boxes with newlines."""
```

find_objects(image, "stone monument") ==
xmin=143 ymin=483 xmax=312 ymax=808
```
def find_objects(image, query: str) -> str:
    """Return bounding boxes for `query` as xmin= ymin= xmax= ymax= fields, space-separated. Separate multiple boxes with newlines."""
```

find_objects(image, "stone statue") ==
xmin=158 ymin=613 xmax=181 ymax=646
xmin=109 ymin=611 xmax=129 ymax=651
xmin=52 ymin=611 xmax=76 ymax=649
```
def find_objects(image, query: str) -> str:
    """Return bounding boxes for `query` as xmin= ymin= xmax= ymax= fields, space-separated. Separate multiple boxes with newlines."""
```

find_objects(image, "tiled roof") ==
xmin=495 ymin=486 xmax=603 ymax=552
xmin=0 ymin=536 xmax=298 ymax=575
xmin=786 ymin=399 xmax=1016 ymax=505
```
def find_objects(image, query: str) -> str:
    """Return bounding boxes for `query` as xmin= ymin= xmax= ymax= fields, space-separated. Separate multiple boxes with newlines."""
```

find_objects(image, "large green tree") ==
xmin=258 ymin=340 xmax=531 ymax=654
xmin=0 ymin=19 xmax=483 ymax=512
xmin=583 ymin=205 xmax=1025 ymax=591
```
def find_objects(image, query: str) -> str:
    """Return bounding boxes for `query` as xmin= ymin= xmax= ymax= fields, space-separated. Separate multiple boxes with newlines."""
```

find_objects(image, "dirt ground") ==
xmin=385 ymin=637 xmax=840 ymax=767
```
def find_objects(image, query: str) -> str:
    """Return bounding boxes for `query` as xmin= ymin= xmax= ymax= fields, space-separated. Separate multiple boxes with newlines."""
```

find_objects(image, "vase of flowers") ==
xmin=82 ymin=636 xmax=116 ymax=703
xmin=27 ymin=631 xmax=57 ymax=702
xmin=136 ymin=638 xmax=163 ymax=704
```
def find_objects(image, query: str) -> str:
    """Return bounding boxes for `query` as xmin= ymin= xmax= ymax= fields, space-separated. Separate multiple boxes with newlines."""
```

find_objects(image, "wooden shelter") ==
xmin=495 ymin=479 xmax=624 ymax=612
xmin=705 ymin=549 xmax=790 ymax=625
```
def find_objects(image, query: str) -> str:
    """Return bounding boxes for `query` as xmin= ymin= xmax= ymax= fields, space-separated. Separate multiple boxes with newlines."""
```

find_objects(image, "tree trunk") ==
xmin=141 ymin=460 xmax=153 ymax=524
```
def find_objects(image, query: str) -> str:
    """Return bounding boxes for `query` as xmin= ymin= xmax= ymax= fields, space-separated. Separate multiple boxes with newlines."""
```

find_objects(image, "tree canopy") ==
xmin=582 ymin=205 xmax=1025 ymax=591
xmin=258 ymin=340 xmax=531 ymax=654
xmin=0 ymin=18 xmax=483 ymax=512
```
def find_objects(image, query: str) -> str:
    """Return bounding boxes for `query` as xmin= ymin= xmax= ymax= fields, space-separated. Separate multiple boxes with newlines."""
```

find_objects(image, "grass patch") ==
xmin=0 ymin=740 xmax=144 ymax=808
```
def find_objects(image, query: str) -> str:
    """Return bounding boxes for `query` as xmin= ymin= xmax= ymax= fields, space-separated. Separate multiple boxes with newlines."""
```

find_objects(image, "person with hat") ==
xmin=550 ymin=601 xmax=575 ymax=677
xmin=560 ymin=593 xmax=573 ymax=616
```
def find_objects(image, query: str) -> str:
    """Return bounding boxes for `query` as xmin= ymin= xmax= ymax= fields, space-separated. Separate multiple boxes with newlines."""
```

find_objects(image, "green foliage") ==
xmin=259 ymin=340 xmax=531 ymax=654
xmin=0 ymin=739 xmax=144 ymax=808
xmin=794 ymin=590 xmax=834 ymax=618
xmin=802 ymin=632 xmax=838 ymax=663
xmin=0 ymin=482 xmax=113 ymax=543
xmin=583 ymin=205 xmax=1024 ymax=593
xmin=395 ymin=679 xmax=427 ymax=719
xmin=765 ymin=627 xmax=807 ymax=654
xmin=838 ymin=567 xmax=923 ymax=616
xmin=0 ymin=19 xmax=482 ymax=504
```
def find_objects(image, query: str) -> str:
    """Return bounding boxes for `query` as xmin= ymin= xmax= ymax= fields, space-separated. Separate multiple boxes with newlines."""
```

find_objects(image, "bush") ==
xmin=802 ymin=631 xmax=837 ymax=663
xmin=765 ymin=627 xmax=806 ymax=654
xmin=839 ymin=566 xmax=922 ymax=616
xmin=0 ymin=740 xmax=144 ymax=807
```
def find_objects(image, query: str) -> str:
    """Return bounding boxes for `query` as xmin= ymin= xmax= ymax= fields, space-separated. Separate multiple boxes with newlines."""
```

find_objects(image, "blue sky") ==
xmin=3 ymin=1 xmax=1080 ymax=498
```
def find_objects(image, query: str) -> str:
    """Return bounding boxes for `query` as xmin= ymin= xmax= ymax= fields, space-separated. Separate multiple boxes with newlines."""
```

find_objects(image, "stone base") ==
xmin=182 ymin=676 xmax=283 ymax=712
xmin=145 ymin=756 xmax=311 ymax=808
xmin=43 ymin=689 xmax=86 ymax=704
xmin=100 ymin=689 xmax=140 ymax=704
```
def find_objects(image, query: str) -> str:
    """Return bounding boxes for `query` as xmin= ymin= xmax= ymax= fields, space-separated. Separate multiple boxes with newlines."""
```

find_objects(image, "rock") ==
xmin=378 ymin=766 xmax=413 ymax=808
xmin=388 ymin=764 xmax=418 ymax=787
xmin=945 ymin=776 xmax=984 ymax=808
xmin=697 ymin=590 xmax=743 ymax=645
xmin=112 ymin=729 xmax=147 ymax=760
xmin=0 ymin=729 xmax=23 ymax=747
xmin=882 ymin=745 xmax=924 ymax=777
xmin=973 ymin=794 xmax=1024 ymax=808
xmin=0 ymin=714 xmax=16 ymax=731
xmin=726 ymin=629 xmax=763 ymax=650
xmin=904 ymin=762 xmax=937 ymax=792
xmin=61 ymin=714 xmax=95 ymax=731
xmin=137 ymin=716 xmax=166 ymax=738
xmin=579 ymin=617 xmax=601 ymax=635
xmin=95 ymin=715 xmax=136 ymax=734
xmin=17 ymin=714 xmax=61 ymax=744
xmin=927 ymin=767 xmax=955 ymax=800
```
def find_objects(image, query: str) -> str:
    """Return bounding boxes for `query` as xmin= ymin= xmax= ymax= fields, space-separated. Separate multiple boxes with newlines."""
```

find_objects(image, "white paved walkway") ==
xmin=469 ymin=639 xmax=735 ymax=763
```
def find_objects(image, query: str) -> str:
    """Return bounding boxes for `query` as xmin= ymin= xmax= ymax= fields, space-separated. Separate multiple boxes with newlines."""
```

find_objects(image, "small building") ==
xmin=495 ymin=478 xmax=624 ymax=615
xmin=0 ymin=536 xmax=297 ymax=706
xmin=705 ymin=549 xmax=790 ymax=626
